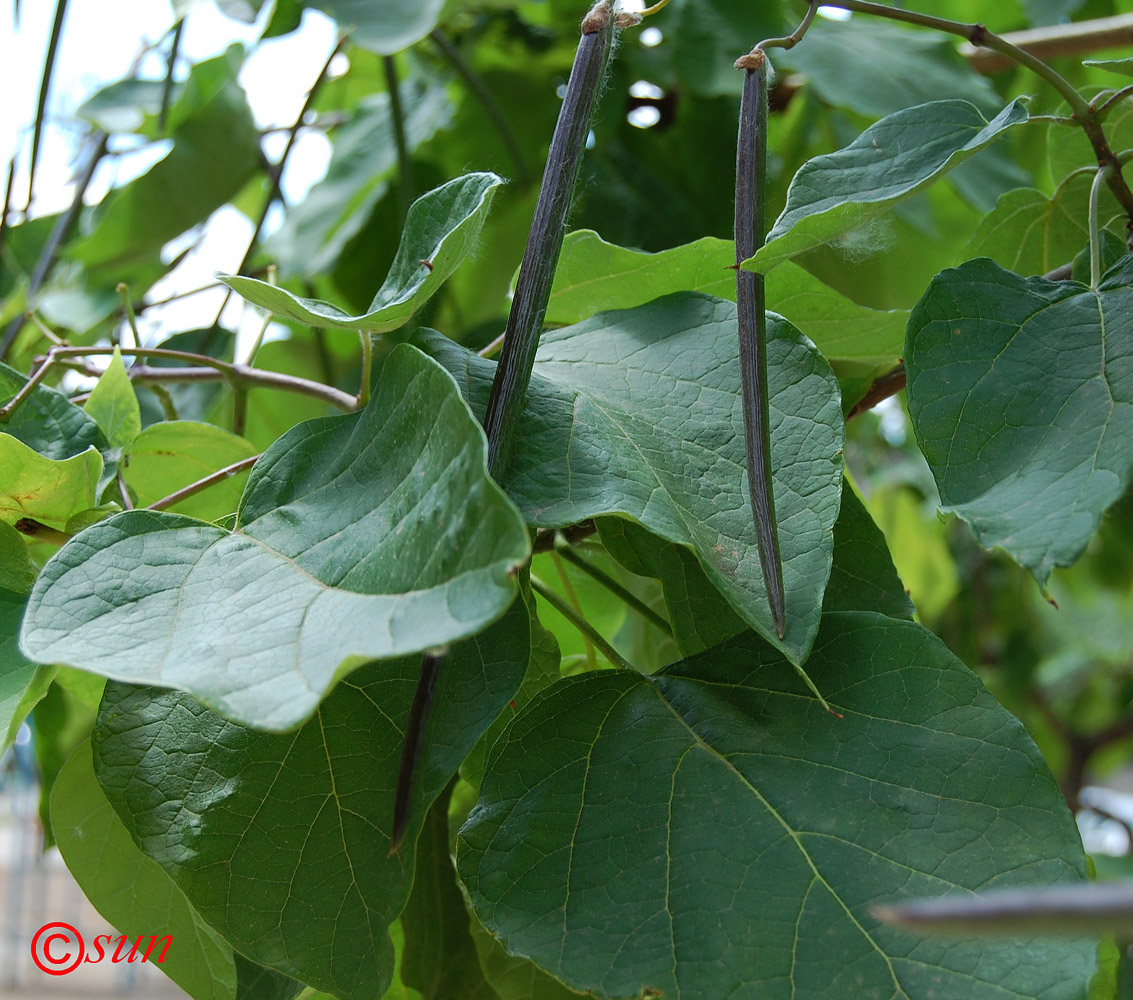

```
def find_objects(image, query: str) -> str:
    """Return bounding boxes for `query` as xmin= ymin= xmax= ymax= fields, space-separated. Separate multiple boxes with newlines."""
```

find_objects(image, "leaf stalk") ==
xmin=530 ymin=575 xmax=637 ymax=673
xmin=554 ymin=534 xmax=674 ymax=637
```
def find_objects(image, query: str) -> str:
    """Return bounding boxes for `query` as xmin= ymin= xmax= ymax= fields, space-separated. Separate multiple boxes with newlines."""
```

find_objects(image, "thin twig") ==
xmin=477 ymin=331 xmax=506 ymax=359
xmin=383 ymin=54 xmax=415 ymax=222
xmin=530 ymin=575 xmax=637 ymax=672
xmin=0 ymin=345 xmax=355 ymax=421
xmin=552 ymin=550 xmax=595 ymax=668
xmin=814 ymin=1 xmax=1133 ymax=223
xmin=533 ymin=520 xmax=596 ymax=553
xmin=159 ymin=18 xmax=185 ymax=134
xmin=554 ymin=535 xmax=673 ymax=636
xmin=0 ymin=156 xmax=16 ymax=257
xmin=147 ymin=454 xmax=262 ymax=512
xmin=430 ymin=30 xmax=532 ymax=187
xmin=756 ymin=0 xmax=818 ymax=53
xmin=846 ymin=362 xmax=907 ymax=419
xmin=212 ymin=37 xmax=345 ymax=327
xmin=962 ymin=13 xmax=1133 ymax=74
xmin=1 ymin=133 xmax=108 ymax=360
xmin=27 ymin=0 xmax=69 ymax=211
xmin=1095 ymin=83 xmax=1133 ymax=121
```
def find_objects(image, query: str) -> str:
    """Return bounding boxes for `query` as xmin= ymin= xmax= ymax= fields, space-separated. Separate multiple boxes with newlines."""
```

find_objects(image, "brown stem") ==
xmin=148 ymin=454 xmax=261 ymax=512
xmin=815 ymin=1 xmax=1133 ymax=224
xmin=961 ymin=14 xmax=1133 ymax=74
xmin=212 ymin=37 xmax=345 ymax=326
xmin=0 ymin=345 xmax=355 ymax=421
xmin=846 ymin=362 xmax=906 ymax=419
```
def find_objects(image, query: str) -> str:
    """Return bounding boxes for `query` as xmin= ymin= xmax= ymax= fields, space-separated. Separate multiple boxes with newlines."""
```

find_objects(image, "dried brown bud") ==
xmin=734 ymin=50 xmax=766 ymax=72
xmin=582 ymin=1 xmax=611 ymax=33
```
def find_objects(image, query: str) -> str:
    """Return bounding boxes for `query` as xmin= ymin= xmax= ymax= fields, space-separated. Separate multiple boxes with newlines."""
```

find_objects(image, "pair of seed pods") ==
xmin=390 ymin=2 xmax=783 ymax=853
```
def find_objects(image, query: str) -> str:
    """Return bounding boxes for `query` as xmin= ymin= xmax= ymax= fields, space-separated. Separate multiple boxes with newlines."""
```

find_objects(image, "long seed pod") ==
xmin=482 ymin=0 xmax=616 ymax=480
xmin=390 ymin=1 xmax=619 ymax=856
xmin=734 ymin=49 xmax=786 ymax=639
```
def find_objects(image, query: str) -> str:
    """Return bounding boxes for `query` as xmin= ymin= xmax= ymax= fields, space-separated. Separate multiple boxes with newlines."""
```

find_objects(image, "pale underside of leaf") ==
xmin=749 ymin=99 xmax=1029 ymax=273
xmin=220 ymin=172 xmax=503 ymax=333
xmin=20 ymin=345 xmax=529 ymax=729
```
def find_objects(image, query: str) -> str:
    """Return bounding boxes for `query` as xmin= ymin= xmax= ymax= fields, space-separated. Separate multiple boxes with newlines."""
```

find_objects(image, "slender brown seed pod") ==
xmin=734 ymin=49 xmax=787 ymax=640
xmin=482 ymin=0 xmax=615 ymax=480
xmin=390 ymin=1 xmax=617 ymax=856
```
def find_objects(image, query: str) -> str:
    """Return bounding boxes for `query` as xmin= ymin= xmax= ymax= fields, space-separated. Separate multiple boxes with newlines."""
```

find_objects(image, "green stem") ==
xmin=430 ymin=30 xmax=532 ymax=187
xmin=358 ymin=332 xmax=373 ymax=408
xmin=1089 ymin=165 xmax=1112 ymax=288
xmin=0 ymin=156 xmax=16 ymax=259
xmin=383 ymin=54 xmax=415 ymax=222
xmin=1095 ymin=84 xmax=1133 ymax=121
xmin=116 ymin=283 xmax=140 ymax=349
xmin=159 ymin=19 xmax=185 ymax=134
xmin=13 ymin=518 xmax=72 ymax=547
xmin=757 ymin=0 xmax=818 ymax=52
xmin=554 ymin=536 xmax=674 ymax=637
xmin=530 ymin=575 xmax=637 ymax=673
xmin=734 ymin=49 xmax=786 ymax=639
xmin=551 ymin=551 xmax=596 ymax=669
xmin=815 ymin=1 xmax=1133 ymax=223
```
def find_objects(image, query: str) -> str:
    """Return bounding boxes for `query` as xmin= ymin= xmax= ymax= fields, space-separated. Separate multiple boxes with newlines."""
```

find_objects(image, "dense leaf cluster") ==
xmin=4 ymin=0 xmax=1133 ymax=998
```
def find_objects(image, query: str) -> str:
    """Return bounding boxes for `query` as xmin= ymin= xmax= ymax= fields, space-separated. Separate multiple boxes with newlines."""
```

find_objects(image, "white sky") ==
xmin=0 ymin=0 xmax=337 ymax=343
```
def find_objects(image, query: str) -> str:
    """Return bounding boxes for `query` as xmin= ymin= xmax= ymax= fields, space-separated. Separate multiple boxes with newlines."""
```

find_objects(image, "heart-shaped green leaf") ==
xmin=1 ymin=360 xmax=117 ymax=488
xmin=749 ymin=100 xmax=1029 ymax=273
xmin=92 ymin=595 xmax=531 ymax=1000
xmin=417 ymin=291 xmax=845 ymax=665
xmin=221 ymin=173 xmax=502 ymax=333
xmin=547 ymin=231 xmax=907 ymax=369
xmin=906 ymin=255 xmax=1133 ymax=584
xmin=52 ymin=741 xmax=238 ymax=1000
xmin=70 ymin=51 xmax=262 ymax=279
xmin=0 ymin=435 xmax=102 ymax=529
xmin=21 ymin=345 xmax=529 ymax=729
xmin=458 ymin=612 xmax=1093 ymax=1000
